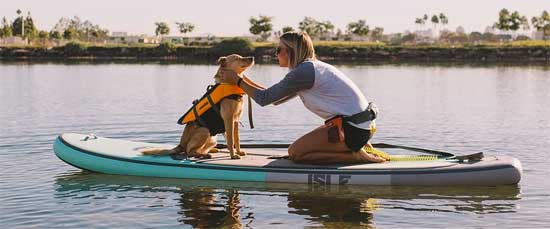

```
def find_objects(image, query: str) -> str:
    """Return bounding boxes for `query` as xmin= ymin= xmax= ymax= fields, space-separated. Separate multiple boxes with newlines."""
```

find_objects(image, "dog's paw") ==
xmin=236 ymin=151 xmax=246 ymax=156
xmin=230 ymin=154 xmax=241 ymax=160
xmin=209 ymin=148 xmax=220 ymax=153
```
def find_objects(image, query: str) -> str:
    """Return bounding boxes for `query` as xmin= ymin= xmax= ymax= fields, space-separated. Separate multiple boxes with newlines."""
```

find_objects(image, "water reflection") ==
xmin=54 ymin=172 xmax=521 ymax=227
xmin=176 ymin=188 xmax=243 ymax=228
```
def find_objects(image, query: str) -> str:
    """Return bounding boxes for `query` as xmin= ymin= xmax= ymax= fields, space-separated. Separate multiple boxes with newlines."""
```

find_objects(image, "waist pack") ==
xmin=343 ymin=102 xmax=379 ymax=124
xmin=325 ymin=102 xmax=379 ymax=143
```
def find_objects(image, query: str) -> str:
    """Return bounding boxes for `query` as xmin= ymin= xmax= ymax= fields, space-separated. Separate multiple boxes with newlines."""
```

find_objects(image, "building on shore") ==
xmin=532 ymin=31 xmax=544 ymax=40
xmin=108 ymin=31 xmax=259 ymax=45
xmin=109 ymin=32 xmax=160 ymax=44
xmin=0 ymin=36 xmax=27 ymax=46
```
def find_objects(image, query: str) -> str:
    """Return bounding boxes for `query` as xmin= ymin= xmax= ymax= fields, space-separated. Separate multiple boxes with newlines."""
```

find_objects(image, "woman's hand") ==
xmin=220 ymin=69 xmax=241 ymax=85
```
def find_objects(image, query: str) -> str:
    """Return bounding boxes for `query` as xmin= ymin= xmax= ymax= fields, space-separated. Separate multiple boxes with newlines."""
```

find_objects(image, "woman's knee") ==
xmin=288 ymin=142 xmax=300 ymax=160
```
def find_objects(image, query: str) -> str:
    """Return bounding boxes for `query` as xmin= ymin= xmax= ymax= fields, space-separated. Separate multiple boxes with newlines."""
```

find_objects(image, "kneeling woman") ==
xmin=221 ymin=32 xmax=385 ymax=164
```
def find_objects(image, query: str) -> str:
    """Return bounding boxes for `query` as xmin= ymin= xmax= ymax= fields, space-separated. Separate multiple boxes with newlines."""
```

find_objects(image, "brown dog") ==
xmin=142 ymin=54 xmax=254 ymax=159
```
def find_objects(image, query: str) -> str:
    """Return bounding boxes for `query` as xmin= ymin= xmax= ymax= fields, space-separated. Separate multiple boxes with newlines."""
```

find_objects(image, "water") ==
xmin=1 ymin=62 xmax=549 ymax=228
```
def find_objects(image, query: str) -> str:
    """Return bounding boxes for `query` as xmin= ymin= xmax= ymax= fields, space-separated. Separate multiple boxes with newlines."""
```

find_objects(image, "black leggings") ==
xmin=343 ymin=121 xmax=372 ymax=152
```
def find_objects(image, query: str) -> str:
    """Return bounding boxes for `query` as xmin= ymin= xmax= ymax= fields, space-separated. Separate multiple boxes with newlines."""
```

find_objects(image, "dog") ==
xmin=141 ymin=54 xmax=254 ymax=159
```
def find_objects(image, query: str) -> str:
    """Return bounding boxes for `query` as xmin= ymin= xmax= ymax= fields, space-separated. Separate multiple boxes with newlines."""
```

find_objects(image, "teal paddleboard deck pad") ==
xmin=54 ymin=133 xmax=522 ymax=186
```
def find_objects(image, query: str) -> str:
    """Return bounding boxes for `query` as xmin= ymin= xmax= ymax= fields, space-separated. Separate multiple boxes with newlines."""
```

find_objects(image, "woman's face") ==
xmin=277 ymin=42 xmax=289 ymax=68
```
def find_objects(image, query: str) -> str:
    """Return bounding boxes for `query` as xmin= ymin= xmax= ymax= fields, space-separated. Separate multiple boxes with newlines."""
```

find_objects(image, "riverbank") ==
xmin=1 ymin=41 xmax=549 ymax=63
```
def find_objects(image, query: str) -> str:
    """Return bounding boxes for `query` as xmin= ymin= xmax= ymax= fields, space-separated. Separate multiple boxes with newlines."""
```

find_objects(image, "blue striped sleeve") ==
xmin=252 ymin=62 xmax=315 ymax=106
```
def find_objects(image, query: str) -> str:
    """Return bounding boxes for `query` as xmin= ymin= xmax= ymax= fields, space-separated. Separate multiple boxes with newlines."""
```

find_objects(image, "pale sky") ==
xmin=1 ymin=0 xmax=547 ymax=36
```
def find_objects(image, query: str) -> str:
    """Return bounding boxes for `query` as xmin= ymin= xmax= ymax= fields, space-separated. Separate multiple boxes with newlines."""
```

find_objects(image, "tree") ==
xmin=155 ymin=22 xmax=170 ymax=37
xmin=282 ymin=26 xmax=294 ymax=33
xmin=249 ymin=15 xmax=273 ymax=41
xmin=531 ymin=10 xmax=550 ymax=40
xmin=63 ymin=28 xmax=78 ymax=40
xmin=336 ymin=28 xmax=343 ymax=40
xmin=370 ymin=27 xmax=384 ymax=41
xmin=298 ymin=17 xmax=320 ymax=37
xmin=175 ymin=22 xmax=195 ymax=35
xmin=431 ymin=15 xmax=440 ymax=36
xmin=519 ymin=15 xmax=530 ymax=31
xmin=439 ymin=13 xmax=449 ymax=30
xmin=16 ymin=9 xmax=23 ymax=37
xmin=494 ymin=8 xmax=511 ymax=32
xmin=347 ymin=19 xmax=370 ymax=37
xmin=469 ymin=31 xmax=483 ymax=42
xmin=481 ymin=32 xmax=498 ymax=42
xmin=401 ymin=33 xmax=416 ymax=43
xmin=0 ymin=17 xmax=13 ymax=37
xmin=298 ymin=17 xmax=334 ymax=38
xmin=415 ymin=14 xmax=431 ymax=31
xmin=88 ymin=25 xmax=109 ymax=41
xmin=456 ymin=26 xmax=465 ymax=34
xmin=38 ymin=30 xmax=49 ymax=40
xmin=175 ymin=22 xmax=195 ymax=45
xmin=414 ymin=18 xmax=425 ymax=30
xmin=493 ymin=8 xmax=528 ymax=35
xmin=12 ymin=11 xmax=38 ymax=39
xmin=52 ymin=16 xmax=108 ymax=42
xmin=316 ymin=20 xmax=334 ymax=39
xmin=50 ymin=30 xmax=62 ymax=40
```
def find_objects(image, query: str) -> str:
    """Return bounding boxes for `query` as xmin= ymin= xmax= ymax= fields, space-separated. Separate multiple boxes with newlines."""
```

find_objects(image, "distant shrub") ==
xmin=156 ymin=42 xmax=176 ymax=55
xmin=515 ymin=35 xmax=531 ymax=41
xmin=211 ymin=37 xmax=254 ymax=56
xmin=63 ymin=41 xmax=87 ymax=56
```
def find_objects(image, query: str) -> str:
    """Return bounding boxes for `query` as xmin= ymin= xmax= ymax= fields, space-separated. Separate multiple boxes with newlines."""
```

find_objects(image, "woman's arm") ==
xmin=243 ymin=75 xmax=265 ymax=89
xmin=221 ymin=64 xmax=314 ymax=106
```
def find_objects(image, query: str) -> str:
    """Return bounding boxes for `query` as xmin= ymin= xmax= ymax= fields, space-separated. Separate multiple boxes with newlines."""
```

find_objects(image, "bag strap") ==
xmin=345 ymin=102 xmax=378 ymax=124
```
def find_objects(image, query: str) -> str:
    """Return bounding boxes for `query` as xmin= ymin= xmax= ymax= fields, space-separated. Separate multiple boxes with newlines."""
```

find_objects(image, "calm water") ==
xmin=1 ymin=62 xmax=549 ymax=228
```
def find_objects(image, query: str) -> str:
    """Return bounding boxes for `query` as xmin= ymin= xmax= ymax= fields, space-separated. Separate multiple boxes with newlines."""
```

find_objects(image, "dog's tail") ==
xmin=140 ymin=148 xmax=177 ymax=156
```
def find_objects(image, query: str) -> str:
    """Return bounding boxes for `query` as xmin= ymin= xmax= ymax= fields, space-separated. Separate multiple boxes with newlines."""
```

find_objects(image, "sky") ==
xmin=0 ymin=0 xmax=547 ymax=36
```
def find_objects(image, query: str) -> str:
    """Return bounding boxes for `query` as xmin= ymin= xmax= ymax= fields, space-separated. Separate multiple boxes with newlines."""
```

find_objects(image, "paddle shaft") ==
xmin=215 ymin=143 xmax=455 ymax=157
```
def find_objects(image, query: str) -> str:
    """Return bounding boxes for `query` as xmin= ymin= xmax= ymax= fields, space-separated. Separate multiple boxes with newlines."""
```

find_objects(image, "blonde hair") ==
xmin=279 ymin=32 xmax=316 ymax=69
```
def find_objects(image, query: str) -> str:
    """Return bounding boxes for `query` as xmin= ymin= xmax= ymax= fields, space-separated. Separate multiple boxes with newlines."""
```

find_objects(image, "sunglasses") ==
xmin=276 ymin=46 xmax=284 ymax=55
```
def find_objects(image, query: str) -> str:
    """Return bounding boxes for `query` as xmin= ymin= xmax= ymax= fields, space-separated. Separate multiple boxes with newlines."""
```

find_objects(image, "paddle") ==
xmin=215 ymin=143 xmax=455 ymax=157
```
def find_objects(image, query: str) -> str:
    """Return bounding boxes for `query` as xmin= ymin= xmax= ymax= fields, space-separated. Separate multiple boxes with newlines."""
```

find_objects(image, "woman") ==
xmin=221 ymin=32 xmax=385 ymax=164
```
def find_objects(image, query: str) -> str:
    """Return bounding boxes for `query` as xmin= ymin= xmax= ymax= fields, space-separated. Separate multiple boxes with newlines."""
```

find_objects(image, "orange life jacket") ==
xmin=178 ymin=84 xmax=245 ymax=126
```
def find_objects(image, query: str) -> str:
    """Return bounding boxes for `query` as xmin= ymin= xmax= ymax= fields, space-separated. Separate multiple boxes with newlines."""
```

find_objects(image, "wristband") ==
xmin=236 ymin=78 xmax=243 ymax=87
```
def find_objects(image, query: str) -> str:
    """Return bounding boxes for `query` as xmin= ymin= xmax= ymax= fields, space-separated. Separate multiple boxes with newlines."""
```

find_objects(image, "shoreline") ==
xmin=1 ymin=43 xmax=549 ymax=63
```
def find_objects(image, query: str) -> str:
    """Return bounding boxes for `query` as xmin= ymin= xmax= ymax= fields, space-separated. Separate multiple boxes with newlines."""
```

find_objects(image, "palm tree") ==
xmin=16 ymin=9 xmax=24 ymax=37
xmin=431 ymin=15 xmax=439 ymax=37
xmin=414 ymin=18 xmax=424 ymax=30
xmin=439 ymin=13 xmax=449 ymax=30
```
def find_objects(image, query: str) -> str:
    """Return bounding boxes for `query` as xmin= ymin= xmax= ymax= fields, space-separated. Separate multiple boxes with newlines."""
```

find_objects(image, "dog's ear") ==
xmin=217 ymin=57 xmax=227 ymax=67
